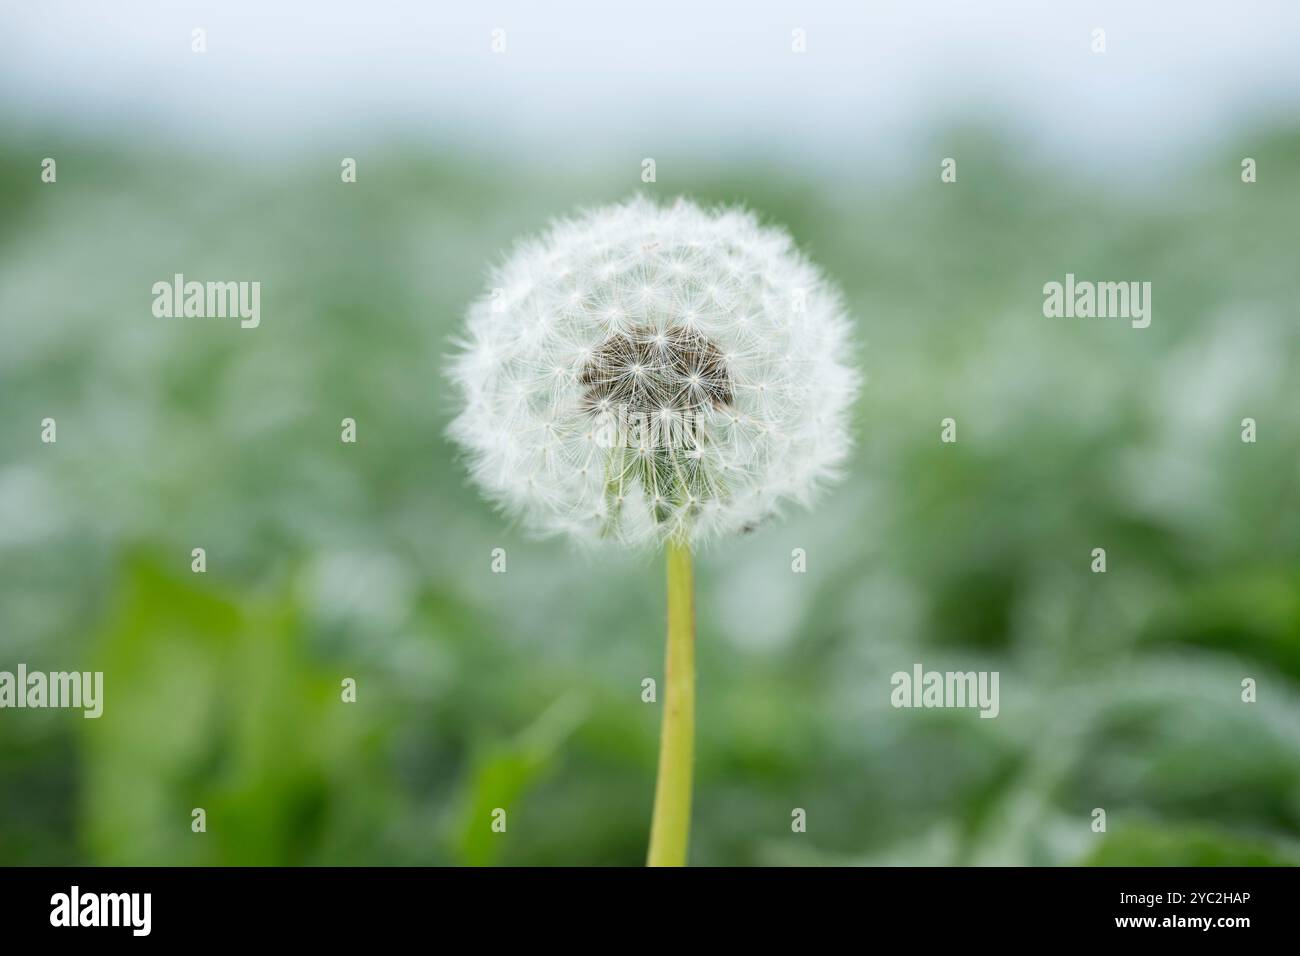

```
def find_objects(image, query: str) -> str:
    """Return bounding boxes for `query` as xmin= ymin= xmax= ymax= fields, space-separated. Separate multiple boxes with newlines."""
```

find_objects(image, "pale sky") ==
xmin=3 ymin=1 xmax=1298 ymax=169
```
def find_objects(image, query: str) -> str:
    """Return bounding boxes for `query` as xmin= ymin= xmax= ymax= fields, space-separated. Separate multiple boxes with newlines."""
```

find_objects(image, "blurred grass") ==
xmin=1 ymin=125 xmax=1299 ymax=865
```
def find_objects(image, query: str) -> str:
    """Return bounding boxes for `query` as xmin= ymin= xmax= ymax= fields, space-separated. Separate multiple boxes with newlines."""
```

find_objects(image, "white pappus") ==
xmin=448 ymin=195 xmax=859 ymax=549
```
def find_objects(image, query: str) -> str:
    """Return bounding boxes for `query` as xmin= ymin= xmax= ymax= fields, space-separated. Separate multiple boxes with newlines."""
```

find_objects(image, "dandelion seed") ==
xmin=448 ymin=197 xmax=855 ymax=548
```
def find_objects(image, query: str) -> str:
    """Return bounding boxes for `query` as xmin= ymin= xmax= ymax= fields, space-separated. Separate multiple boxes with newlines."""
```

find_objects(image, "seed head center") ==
xmin=579 ymin=323 xmax=733 ymax=417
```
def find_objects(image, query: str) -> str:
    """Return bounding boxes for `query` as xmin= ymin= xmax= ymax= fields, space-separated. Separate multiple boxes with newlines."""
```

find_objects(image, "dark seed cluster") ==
xmin=579 ymin=324 xmax=733 ymax=416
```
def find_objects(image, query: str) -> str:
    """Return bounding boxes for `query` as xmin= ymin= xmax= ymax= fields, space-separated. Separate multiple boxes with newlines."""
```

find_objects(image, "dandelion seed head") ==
xmin=448 ymin=195 xmax=858 ymax=549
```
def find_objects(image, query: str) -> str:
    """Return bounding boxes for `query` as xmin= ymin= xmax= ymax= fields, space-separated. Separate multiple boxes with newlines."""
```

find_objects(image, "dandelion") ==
xmin=449 ymin=195 xmax=858 ymax=865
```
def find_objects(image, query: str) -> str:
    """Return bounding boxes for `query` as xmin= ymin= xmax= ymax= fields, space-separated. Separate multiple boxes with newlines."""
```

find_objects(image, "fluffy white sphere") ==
xmin=448 ymin=195 xmax=858 ymax=549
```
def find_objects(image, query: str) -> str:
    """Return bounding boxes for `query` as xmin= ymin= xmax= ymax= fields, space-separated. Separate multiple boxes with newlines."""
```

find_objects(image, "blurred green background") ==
xmin=2 ymin=122 xmax=1298 ymax=866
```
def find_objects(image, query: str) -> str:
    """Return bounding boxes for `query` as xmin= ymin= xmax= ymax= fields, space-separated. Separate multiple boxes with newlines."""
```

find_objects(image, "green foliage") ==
xmin=1085 ymin=823 xmax=1300 ymax=867
xmin=2 ymin=126 xmax=1299 ymax=865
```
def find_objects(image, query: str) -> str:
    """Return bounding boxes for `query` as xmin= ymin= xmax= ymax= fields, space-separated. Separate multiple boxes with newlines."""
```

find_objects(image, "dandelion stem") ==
xmin=647 ymin=538 xmax=695 ymax=866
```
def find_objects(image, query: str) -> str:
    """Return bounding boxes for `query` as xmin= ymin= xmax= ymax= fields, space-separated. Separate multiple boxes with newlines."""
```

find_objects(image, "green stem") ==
xmin=647 ymin=538 xmax=695 ymax=867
